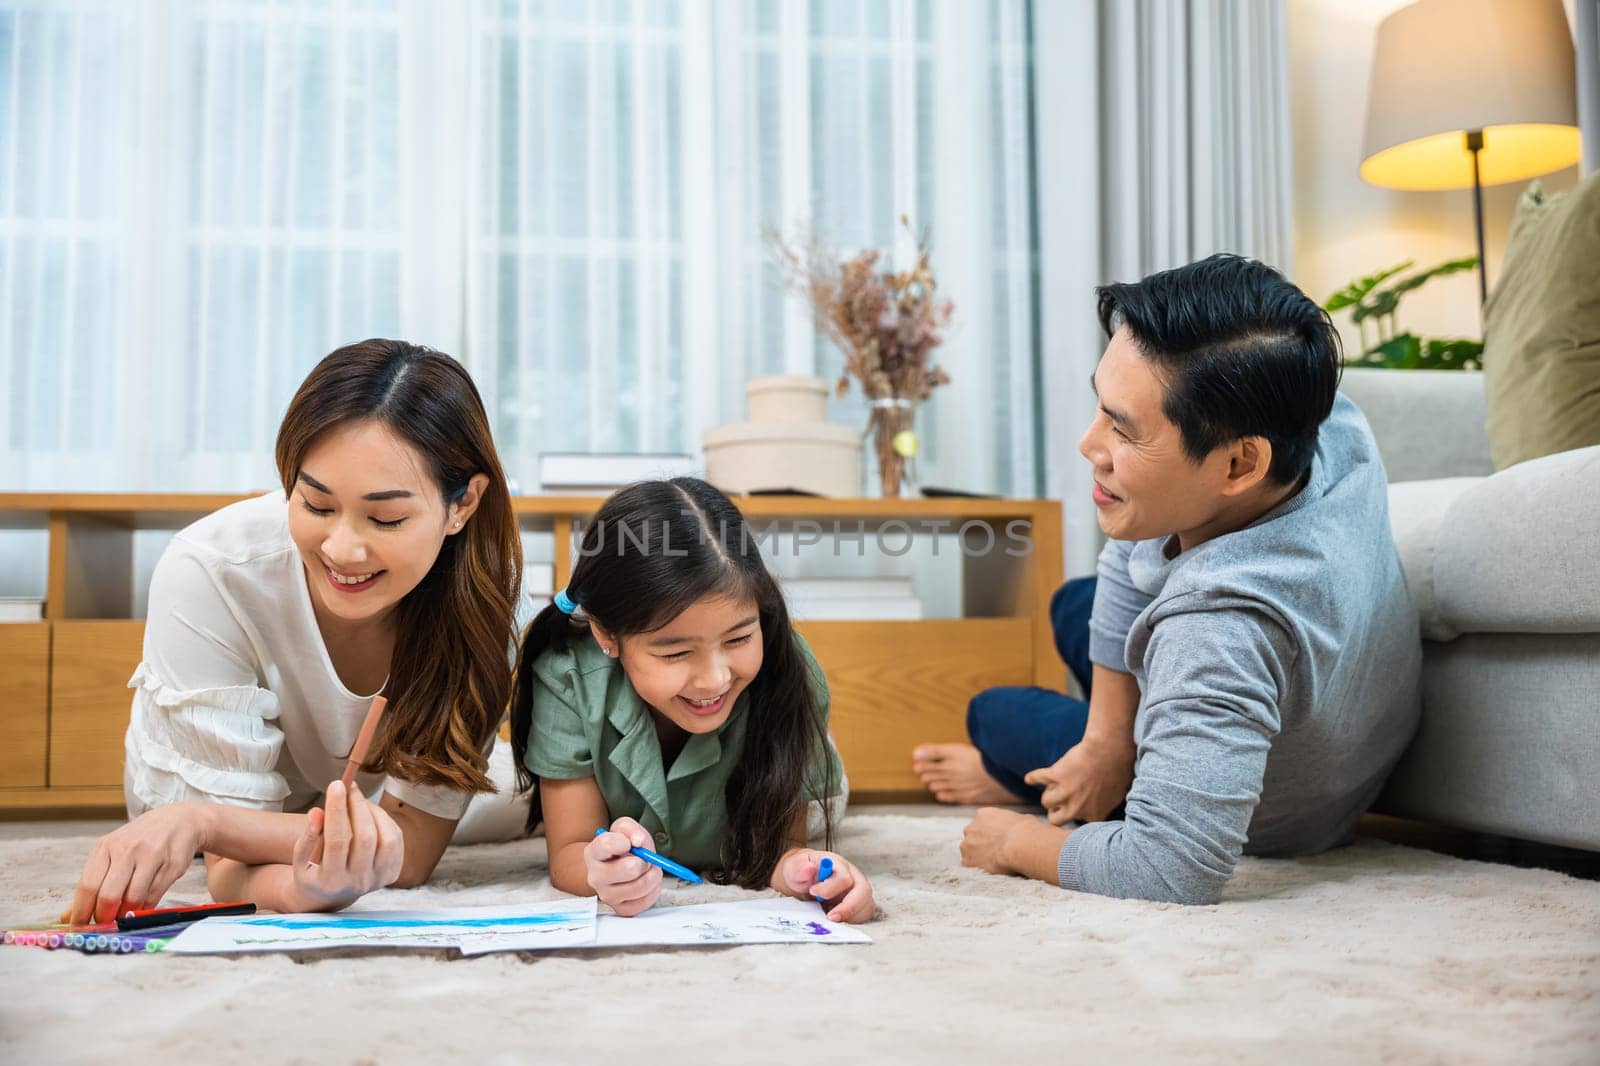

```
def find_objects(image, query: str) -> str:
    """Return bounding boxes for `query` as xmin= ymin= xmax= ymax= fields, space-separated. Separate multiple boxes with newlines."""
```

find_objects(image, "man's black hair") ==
xmin=1096 ymin=253 xmax=1342 ymax=485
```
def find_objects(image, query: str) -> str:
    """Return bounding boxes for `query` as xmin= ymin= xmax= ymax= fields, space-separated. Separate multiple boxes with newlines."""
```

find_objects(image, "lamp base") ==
xmin=1467 ymin=129 xmax=1487 ymax=307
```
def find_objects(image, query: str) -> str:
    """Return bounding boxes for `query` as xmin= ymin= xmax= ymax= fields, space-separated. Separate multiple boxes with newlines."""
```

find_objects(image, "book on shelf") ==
xmin=523 ymin=562 xmax=556 ymax=595
xmin=0 ymin=597 xmax=44 ymax=622
xmin=537 ymin=453 xmax=700 ymax=494
xmin=781 ymin=577 xmax=916 ymax=600
xmin=787 ymin=597 xmax=924 ymax=621
xmin=782 ymin=577 xmax=923 ymax=622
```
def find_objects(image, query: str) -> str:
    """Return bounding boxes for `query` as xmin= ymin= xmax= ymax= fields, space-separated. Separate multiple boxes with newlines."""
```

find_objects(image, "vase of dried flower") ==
xmin=769 ymin=217 xmax=955 ymax=498
xmin=868 ymin=396 xmax=916 ymax=497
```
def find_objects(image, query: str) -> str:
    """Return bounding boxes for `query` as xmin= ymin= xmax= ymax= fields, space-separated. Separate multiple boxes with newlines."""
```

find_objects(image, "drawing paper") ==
xmin=586 ymin=898 xmax=872 ymax=948
xmin=165 ymin=898 xmax=598 ymax=955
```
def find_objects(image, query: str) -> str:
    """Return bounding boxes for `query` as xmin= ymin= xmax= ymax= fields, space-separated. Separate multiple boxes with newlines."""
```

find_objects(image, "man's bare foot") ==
xmin=911 ymin=743 xmax=1021 ymax=805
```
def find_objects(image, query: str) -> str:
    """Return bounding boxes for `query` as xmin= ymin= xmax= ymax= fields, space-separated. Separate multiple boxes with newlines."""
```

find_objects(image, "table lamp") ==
xmin=1360 ymin=0 xmax=1582 ymax=304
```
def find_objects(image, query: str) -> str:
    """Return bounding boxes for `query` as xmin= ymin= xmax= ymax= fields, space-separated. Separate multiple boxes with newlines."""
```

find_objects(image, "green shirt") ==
xmin=523 ymin=631 xmax=843 ymax=872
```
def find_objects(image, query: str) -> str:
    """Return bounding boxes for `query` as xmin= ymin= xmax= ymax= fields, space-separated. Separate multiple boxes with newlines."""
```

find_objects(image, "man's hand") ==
xmin=959 ymin=807 xmax=1071 ymax=883
xmin=1023 ymin=735 xmax=1135 ymax=826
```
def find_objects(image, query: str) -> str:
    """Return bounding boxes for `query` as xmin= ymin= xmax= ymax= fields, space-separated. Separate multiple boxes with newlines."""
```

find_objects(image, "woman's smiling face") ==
xmin=286 ymin=419 xmax=473 ymax=628
xmin=596 ymin=594 xmax=765 ymax=739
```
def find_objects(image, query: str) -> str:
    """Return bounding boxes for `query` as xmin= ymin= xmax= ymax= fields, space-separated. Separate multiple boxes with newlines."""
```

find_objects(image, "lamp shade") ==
xmin=1360 ymin=0 xmax=1580 ymax=190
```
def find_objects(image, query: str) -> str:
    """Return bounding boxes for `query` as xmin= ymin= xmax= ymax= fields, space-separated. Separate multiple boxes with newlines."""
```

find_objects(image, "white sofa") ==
xmin=1340 ymin=368 xmax=1600 ymax=852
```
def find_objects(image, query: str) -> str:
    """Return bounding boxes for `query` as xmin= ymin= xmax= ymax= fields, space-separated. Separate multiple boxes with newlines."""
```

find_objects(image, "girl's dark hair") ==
xmin=1096 ymin=253 xmax=1343 ymax=486
xmin=510 ymin=477 xmax=837 ymax=888
xmin=276 ymin=339 xmax=522 ymax=793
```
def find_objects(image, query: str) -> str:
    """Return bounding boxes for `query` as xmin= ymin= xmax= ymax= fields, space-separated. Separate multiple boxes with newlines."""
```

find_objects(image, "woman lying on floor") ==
xmin=63 ymin=340 xmax=533 ymax=924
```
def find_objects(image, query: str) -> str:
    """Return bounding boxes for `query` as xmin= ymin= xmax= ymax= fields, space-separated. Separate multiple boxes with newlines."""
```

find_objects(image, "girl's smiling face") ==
xmin=594 ymin=594 xmax=764 ymax=738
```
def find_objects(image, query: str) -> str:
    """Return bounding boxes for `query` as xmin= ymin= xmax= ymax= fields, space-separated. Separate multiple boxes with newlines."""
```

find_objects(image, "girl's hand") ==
xmin=774 ymin=849 xmax=875 ymax=924
xmin=585 ymin=817 xmax=664 ymax=917
xmin=288 ymin=780 xmax=404 ymax=911
xmin=65 ymin=803 xmax=209 ymax=924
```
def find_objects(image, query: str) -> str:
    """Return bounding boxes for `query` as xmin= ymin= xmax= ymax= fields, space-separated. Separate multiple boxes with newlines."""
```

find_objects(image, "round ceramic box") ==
xmin=702 ymin=422 xmax=862 ymax=497
xmin=745 ymin=375 xmax=830 ymax=424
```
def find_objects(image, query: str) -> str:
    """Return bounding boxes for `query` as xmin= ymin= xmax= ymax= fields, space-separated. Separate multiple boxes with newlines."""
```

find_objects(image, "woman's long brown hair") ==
xmin=276 ymin=339 xmax=522 ymax=793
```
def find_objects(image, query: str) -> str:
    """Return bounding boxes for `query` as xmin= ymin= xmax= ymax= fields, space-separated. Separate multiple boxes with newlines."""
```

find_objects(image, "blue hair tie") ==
xmin=554 ymin=588 xmax=579 ymax=615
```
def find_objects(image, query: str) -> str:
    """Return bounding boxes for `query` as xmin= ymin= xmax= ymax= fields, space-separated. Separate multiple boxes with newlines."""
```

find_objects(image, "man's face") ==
xmin=1077 ymin=327 xmax=1234 ymax=544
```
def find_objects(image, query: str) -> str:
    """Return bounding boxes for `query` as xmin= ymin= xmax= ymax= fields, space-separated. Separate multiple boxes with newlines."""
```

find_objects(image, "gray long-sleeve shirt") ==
xmin=1058 ymin=393 xmax=1421 ymax=905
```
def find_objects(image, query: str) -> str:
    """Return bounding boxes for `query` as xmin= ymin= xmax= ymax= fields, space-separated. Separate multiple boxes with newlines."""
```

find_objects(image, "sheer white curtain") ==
xmin=465 ymin=0 xmax=1037 ymax=494
xmin=0 ymin=0 xmax=1038 ymax=499
xmin=1034 ymin=0 xmax=1295 ymax=578
xmin=2 ymin=0 xmax=413 ymax=491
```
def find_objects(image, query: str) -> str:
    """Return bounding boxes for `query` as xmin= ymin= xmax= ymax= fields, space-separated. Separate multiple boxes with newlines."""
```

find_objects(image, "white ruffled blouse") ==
xmin=124 ymin=491 xmax=529 ymax=822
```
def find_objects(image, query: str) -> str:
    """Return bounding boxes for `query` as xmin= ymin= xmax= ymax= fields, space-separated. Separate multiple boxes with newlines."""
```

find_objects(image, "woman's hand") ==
xmin=585 ymin=817 xmax=665 ymax=917
xmin=66 ymin=802 xmax=211 ymax=924
xmin=1023 ymin=735 xmax=1136 ymax=826
xmin=287 ymin=780 xmax=405 ymax=912
xmin=772 ymin=849 xmax=875 ymax=923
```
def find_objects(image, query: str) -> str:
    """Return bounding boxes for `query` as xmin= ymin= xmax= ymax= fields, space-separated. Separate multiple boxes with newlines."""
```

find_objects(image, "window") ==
xmin=1 ymin=0 xmax=1038 ymax=496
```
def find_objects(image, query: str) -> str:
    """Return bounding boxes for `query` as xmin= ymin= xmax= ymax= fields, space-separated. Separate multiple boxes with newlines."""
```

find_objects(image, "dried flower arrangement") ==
xmin=768 ymin=217 xmax=955 ymax=496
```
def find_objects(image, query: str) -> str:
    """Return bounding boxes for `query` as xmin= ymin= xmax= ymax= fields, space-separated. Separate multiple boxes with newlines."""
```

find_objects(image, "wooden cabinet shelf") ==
xmin=0 ymin=493 xmax=1063 ymax=814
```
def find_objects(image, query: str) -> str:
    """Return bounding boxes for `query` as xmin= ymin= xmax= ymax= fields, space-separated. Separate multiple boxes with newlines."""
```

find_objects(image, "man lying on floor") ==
xmin=915 ymin=253 xmax=1421 ymax=905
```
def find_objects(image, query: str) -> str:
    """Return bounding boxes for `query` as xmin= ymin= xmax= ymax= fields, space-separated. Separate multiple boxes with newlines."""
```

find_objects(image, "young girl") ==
xmin=510 ymin=478 xmax=874 ymax=923
xmin=65 ymin=340 xmax=532 ymax=924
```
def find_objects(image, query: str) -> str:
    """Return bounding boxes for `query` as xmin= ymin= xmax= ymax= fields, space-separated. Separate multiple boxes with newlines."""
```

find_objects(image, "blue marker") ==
xmin=593 ymin=828 xmax=704 ymax=884
xmin=814 ymin=857 xmax=835 ymax=902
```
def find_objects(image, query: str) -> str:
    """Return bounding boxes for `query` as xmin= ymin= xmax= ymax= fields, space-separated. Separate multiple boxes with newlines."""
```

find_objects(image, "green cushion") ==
xmin=1483 ymin=173 xmax=1600 ymax=470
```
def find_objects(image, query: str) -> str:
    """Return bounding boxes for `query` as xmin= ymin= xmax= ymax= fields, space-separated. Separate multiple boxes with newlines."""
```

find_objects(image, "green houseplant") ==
xmin=1323 ymin=257 xmax=1484 ymax=370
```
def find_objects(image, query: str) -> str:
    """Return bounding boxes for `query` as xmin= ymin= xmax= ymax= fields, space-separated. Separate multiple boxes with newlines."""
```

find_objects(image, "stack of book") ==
xmin=537 ymin=453 xmax=700 ymax=496
xmin=781 ymin=577 xmax=923 ymax=621
xmin=0 ymin=597 xmax=44 ymax=622
xmin=523 ymin=562 xmax=555 ymax=614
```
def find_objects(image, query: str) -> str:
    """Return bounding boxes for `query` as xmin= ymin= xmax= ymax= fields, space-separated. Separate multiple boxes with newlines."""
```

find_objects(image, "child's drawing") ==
xmin=588 ymin=898 xmax=870 ymax=949
xmin=757 ymin=915 xmax=833 ymax=937
xmin=683 ymin=922 xmax=742 ymax=942
xmin=165 ymin=899 xmax=599 ymax=956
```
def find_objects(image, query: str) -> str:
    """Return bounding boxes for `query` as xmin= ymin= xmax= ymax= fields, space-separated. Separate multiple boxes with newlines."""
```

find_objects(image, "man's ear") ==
xmin=1221 ymin=436 xmax=1274 ymax=497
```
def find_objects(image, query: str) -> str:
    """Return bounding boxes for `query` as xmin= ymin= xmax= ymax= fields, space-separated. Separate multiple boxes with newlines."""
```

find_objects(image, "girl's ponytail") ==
xmin=510 ymin=600 xmax=585 ymax=833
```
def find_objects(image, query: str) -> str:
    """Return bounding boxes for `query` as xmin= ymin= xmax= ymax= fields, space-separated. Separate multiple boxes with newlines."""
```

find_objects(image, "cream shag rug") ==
xmin=1 ymin=810 xmax=1596 ymax=1066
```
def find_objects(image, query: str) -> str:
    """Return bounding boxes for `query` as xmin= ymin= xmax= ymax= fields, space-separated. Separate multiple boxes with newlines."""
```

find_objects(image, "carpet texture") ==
xmin=2 ymin=810 xmax=1596 ymax=1065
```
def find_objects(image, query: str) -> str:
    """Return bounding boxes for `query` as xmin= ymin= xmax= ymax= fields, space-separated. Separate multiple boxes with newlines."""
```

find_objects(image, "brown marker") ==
xmin=341 ymin=694 xmax=387 ymax=790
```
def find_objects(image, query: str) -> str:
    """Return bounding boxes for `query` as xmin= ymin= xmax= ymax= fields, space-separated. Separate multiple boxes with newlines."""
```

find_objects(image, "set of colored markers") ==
xmin=5 ymin=699 xmax=389 ymax=957
xmin=7 ymin=698 xmax=389 ymax=956
xmin=1 ymin=901 xmax=256 ymax=955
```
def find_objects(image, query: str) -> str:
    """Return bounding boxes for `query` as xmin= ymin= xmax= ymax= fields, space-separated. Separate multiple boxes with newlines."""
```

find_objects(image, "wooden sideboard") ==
xmin=0 ymin=493 xmax=1064 ymax=815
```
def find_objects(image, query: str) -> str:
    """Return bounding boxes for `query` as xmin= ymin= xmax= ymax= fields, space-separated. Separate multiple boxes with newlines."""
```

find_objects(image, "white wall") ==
xmin=1289 ymin=0 xmax=1581 ymax=356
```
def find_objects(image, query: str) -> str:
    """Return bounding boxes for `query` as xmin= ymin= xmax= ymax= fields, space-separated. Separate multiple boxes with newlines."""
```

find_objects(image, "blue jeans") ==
xmin=966 ymin=576 xmax=1097 ymax=803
